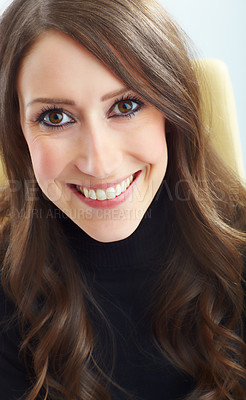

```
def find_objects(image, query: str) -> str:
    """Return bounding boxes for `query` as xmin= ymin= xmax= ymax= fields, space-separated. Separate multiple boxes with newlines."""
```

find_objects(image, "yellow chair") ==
xmin=0 ymin=59 xmax=244 ymax=184
xmin=193 ymin=58 xmax=245 ymax=180
xmin=0 ymin=154 xmax=6 ymax=186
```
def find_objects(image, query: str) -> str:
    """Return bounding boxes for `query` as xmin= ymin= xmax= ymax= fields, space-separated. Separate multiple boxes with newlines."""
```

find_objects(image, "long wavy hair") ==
xmin=0 ymin=0 xmax=246 ymax=399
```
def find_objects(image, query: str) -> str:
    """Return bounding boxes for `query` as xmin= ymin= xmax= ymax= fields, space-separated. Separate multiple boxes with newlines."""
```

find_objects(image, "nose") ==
xmin=74 ymin=121 xmax=122 ymax=179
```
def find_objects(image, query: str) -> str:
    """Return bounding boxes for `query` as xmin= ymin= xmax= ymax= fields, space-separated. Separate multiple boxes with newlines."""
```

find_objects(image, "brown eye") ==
xmin=41 ymin=110 xmax=74 ymax=128
xmin=48 ymin=112 xmax=64 ymax=124
xmin=117 ymin=100 xmax=134 ymax=113
xmin=111 ymin=99 xmax=140 ymax=118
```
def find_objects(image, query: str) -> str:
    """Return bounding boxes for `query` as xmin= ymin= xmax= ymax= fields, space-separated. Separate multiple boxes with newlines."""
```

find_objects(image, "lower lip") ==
xmin=69 ymin=170 xmax=142 ymax=209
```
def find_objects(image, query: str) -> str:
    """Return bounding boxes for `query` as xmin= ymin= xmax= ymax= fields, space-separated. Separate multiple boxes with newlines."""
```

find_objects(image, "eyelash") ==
xmin=34 ymin=95 xmax=145 ymax=131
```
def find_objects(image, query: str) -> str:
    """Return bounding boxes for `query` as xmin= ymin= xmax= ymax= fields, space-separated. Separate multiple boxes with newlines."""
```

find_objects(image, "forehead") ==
xmin=17 ymin=30 xmax=124 ymax=104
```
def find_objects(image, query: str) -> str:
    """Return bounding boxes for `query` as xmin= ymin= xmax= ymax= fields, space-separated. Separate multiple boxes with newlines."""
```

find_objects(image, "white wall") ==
xmin=0 ymin=0 xmax=12 ymax=14
xmin=158 ymin=0 xmax=246 ymax=173
xmin=1 ymin=0 xmax=245 ymax=172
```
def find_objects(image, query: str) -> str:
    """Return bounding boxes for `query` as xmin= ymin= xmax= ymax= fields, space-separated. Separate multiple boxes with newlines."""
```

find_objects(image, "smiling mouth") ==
xmin=73 ymin=172 xmax=138 ymax=201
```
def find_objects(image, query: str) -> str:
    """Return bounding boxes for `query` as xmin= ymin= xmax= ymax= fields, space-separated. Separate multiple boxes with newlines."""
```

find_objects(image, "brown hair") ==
xmin=0 ymin=0 xmax=246 ymax=399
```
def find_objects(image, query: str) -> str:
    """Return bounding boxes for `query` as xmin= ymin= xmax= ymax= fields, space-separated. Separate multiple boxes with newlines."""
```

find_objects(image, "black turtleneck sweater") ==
xmin=0 ymin=182 xmax=195 ymax=399
xmin=62 ymin=181 xmax=195 ymax=400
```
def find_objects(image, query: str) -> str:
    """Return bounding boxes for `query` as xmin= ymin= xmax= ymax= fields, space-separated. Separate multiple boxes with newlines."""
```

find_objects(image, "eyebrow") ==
xmin=26 ymin=98 xmax=75 ymax=107
xmin=26 ymin=87 xmax=130 ymax=108
xmin=101 ymin=87 xmax=129 ymax=101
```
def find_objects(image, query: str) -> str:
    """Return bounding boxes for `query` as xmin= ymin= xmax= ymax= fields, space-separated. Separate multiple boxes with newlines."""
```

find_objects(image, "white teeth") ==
xmin=89 ymin=189 xmax=96 ymax=200
xmin=106 ymin=187 xmax=116 ymax=199
xmin=76 ymin=174 xmax=134 ymax=200
xmin=115 ymin=184 xmax=121 ymax=196
xmin=121 ymin=180 xmax=126 ymax=192
xmin=83 ymin=188 xmax=89 ymax=198
xmin=96 ymin=189 xmax=107 ymax=201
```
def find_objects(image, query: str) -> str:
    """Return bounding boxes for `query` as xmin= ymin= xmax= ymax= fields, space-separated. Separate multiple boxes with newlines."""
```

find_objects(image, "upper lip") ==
xmin=71 ymin=171 xmax=139 ymax=190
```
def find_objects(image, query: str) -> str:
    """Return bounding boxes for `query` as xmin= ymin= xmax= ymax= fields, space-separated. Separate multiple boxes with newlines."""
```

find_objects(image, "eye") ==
xmin=43 ymin=110 xmax=74 ymax=126
xmin=36 ymin=107 xmax=75 ymax=130
xmin=108 ymin=96 xmax=144 ymax=118
xmin=114 ymin=100 xmax=138 ymax=114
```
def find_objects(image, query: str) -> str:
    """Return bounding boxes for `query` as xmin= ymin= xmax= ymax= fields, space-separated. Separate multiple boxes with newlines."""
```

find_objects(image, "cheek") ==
xmin=142 ymin=127 xmax=167 ymax=163
xmin=28 ymin=142 xmax=63 ymax=184
xmin=27 ymin=142 xmax=70 ymax=203
xmin=128 ymin=117 xmax=167 ymax=164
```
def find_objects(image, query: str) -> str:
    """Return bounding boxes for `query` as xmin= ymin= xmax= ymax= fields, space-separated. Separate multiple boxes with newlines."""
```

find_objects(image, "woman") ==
xmin=0 ymin=0 xmax=246 ymax=399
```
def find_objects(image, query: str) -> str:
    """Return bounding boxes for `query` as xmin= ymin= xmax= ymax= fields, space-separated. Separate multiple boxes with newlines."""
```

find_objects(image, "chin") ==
xmin=74 ymin=214 xmax=144 ymax=243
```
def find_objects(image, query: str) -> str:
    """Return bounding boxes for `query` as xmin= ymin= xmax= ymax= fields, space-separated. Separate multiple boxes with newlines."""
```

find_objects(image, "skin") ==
xmin=18 ymin=30 xmax=168 ymax=242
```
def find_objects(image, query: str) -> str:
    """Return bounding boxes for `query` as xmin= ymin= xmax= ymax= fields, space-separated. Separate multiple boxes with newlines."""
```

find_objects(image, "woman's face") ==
xmin=18 ymin=30 xmax=168 ymax=242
